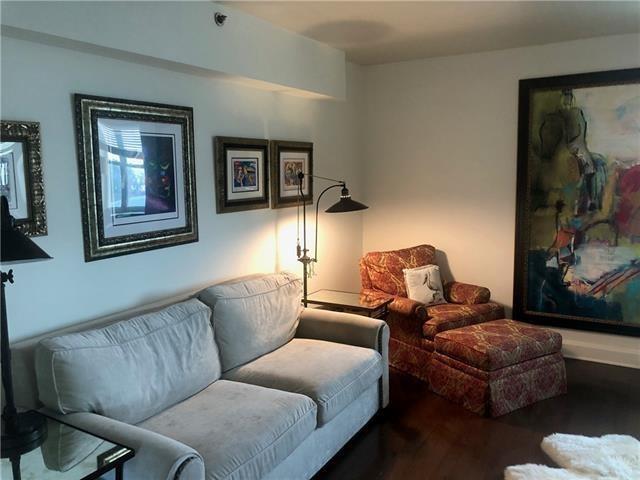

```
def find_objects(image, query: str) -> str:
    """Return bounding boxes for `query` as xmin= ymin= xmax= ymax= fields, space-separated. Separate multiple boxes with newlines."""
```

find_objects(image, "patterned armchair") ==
xmin=360 ymin=244 xmax=504 ymax=382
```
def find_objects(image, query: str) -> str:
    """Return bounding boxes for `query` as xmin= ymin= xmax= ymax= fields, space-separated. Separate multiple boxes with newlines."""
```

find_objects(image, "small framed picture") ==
xmin=75 ymin=94 xmax=198 ymax=262
xmin=0 ymin=120 xmax=47 ymax=236
xmin=270 ymin=140 xmax=313 ymax=208
xmin=213 ymin=136 xmax=269 ymax=213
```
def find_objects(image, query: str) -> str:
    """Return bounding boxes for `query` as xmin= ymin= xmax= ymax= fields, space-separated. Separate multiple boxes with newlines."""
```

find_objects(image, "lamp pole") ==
xmin=1 ymin=196 xmax=51 ymax=479
xmin=1 ymin=269 xmax=18 ymax=429
xmin=295 ymin=172 xmax=367 ymax=306
xmin=297 ymin=172 xmax=313 ymax=306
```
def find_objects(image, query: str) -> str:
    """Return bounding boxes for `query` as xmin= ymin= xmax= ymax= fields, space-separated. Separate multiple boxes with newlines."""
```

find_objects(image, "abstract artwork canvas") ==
xmin=232 ymin=159 xmax=258 ymax=192
xmin=514 ymin=68 xmax=640 ymax=336
xmin=283 ymin=160 xmax=304 ymax=191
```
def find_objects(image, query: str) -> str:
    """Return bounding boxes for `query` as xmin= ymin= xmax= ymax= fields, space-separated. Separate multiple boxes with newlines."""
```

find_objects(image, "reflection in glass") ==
xmin=99 ymin=124 xmax=177 ymax=219
xmin=0 ymin=142 xmax=20 ymax=210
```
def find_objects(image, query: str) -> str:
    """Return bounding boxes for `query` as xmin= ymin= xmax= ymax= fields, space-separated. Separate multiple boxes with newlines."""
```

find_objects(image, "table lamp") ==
xmin=1 ymin=195 xmax=51 ymax=477
xmin=296 ymin=172 xmax=368 ymax=306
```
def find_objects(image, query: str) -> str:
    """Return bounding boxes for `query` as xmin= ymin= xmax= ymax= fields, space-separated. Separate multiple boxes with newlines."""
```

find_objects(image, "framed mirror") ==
xmin=0 ymin=120 xmax=47 ymax=236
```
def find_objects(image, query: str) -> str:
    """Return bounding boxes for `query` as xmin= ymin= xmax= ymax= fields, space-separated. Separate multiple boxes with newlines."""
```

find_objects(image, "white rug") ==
xmin=505 ymin=434 xmax=640 ymax=480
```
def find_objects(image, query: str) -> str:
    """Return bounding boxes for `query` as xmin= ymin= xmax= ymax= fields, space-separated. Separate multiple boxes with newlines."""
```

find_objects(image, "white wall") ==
xmin=1 ymin=1 xmax=346 ymax=98
xmin=1 ymin=35 xmax=364 ymax=340
xmin=362 ymin=34 xmax=640 ymax=368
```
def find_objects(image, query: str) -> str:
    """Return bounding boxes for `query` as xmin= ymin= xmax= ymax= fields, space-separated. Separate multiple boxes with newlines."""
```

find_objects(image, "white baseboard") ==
xmin=558 ymin=333 xmax=640 ymax=369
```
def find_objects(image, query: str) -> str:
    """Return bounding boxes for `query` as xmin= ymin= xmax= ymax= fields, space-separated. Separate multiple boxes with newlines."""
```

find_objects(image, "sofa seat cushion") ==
xmin=139 ymin=380 xmax=317 ymax=480
xmin=223 ymin=338 xmax=382 ymax=426
xmin=434 ymin=319 xmax=563 ymax=371
xmin=422 ymin=302 xmax=505 ymax=340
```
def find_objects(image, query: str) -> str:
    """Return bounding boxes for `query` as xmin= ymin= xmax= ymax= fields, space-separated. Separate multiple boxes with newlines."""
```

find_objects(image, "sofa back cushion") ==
xmin=198 ymin=272 xmax=302 ymax=372
xmin=35 ymin=299 xmax=219 ymax=424
xmin=361 ymin=244 xmax=436 ymax=297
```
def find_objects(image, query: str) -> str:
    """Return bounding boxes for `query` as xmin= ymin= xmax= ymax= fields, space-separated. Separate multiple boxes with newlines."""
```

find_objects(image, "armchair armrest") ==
xmin=389 ymin=296 xmax=428 ymax=320
xmin=40 ymin=410 xmax=204 ymax=480
xmin=361 ymin=288 xmax=427 ymax=321
xmin=296 ymin=308 xmax=390 ymax=407
xmin=444 ymin=281 xmax=491 ymax=305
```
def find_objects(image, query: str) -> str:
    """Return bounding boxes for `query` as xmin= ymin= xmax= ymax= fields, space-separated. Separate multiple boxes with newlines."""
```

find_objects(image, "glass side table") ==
xmin=1 ymin=411 xmax=134 ymax=480
xmin=305 ymin=289 xmax=393 ymax=319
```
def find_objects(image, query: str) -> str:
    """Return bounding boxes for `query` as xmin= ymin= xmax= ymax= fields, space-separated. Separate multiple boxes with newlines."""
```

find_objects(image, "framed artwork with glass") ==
xmin=270 ymin=140 xmax=313 ymax=208
xmin=0 ymin=120 xmax=47 ymax=236
xmin=75 ymin=94 xmax=198 ymax=262
xmin=214 ymin=136 xmax=269 ymax=213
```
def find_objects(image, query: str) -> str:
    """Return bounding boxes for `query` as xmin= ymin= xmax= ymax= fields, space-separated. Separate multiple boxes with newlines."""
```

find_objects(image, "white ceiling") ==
xmin=222 ymin=1 xmax=640 ymax=65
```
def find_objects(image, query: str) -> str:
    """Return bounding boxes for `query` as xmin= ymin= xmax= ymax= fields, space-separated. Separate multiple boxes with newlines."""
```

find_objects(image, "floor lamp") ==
xmin=1 ymin=196 xmax=52 ymax=479
xmin=296 ymin=172 xmax=368 ymax=306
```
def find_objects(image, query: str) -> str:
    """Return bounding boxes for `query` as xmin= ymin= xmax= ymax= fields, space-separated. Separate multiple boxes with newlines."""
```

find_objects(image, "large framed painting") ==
xmin=270 ymin=140 xmax=313 ymax=208
xmin=514 ymin=68 xmax=640 ymax=337
xmin=214 ymin=136 xmax=269 ymax=213
xmin=0 ymin=120 xmax=47 ymax=236
xmin=75 ymin=94 xmax=198 ymax=262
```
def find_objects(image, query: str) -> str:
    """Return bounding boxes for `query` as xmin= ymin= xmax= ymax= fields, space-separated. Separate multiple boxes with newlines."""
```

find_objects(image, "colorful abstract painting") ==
xmin=514 ymin=69 xmax=640 ymax=336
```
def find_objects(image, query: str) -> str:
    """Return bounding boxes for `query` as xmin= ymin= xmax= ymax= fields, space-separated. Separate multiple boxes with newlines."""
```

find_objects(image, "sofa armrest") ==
xmin=444 ymin=281 xmax=491 ymax=305
xmin=296 ymin=308 xmax=390 ymax=407
xmin=361 ymin=288 xmax=427 ymax=321
xmin=40 ymin=410 xmax=204 ymax=480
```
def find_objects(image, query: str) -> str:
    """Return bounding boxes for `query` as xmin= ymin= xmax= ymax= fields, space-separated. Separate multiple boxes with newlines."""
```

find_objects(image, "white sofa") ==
xmin=11 ymin=272 xmax=390 ymax=480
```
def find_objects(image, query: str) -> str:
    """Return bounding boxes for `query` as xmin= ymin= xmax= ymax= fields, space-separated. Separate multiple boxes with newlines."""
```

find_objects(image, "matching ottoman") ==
xmin=427 ymin=319 xmax=567 ymax=417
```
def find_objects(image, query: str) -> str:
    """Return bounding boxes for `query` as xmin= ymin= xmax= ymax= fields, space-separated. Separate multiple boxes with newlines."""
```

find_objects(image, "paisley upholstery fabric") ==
xmin=444 ymin=281 xmax=491 ymax=305
xmin=359 ymin=245 xmax=436 ymax=297
xmin=389 ymin=338 xmax=433 ymax=383
xmin=385 ymin=311 xmax=434 ymax=351
xmin=429 ymin=320 xmax=566 ymax=417
xmin=359 ymin=245 xmax=501 ymax=384
xmin=431 ymin=351 xmax=562 ymax=382
xmin=361 ymin=288 xmax=427 ymax=320
xmin=385 ymin=309 xmax=434 ymax=382
xmin=428 ymin=352 xmax=567 ymax=417
xmin=434 ymin=319 xmax=563 ymax=371
xmin=422 ymin=303 xmax=505 ymax=340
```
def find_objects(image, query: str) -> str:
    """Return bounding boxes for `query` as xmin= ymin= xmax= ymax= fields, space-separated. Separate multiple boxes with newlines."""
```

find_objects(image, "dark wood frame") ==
xmin=74 ymin=94 xmax=198 ymax=262
xmin=0 ymin=120 xmax=47 ymax=236
xmin=514 ymin=68 xmax=640 ymax=337
xmin=213 ymin=136 xmax=269 ymax=213
xmin=270 ymin=140 xmax=313 ymax=208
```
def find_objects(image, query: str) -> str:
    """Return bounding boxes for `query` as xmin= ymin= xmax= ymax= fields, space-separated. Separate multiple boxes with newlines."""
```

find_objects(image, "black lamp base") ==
xmin=1 ymin=410 xmax=47 ymax=459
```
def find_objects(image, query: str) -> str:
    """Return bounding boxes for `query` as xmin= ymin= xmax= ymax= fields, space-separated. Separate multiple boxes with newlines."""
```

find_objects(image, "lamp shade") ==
xmin=325 ymin=187 xmax=368 ymax=213
xmin=1 ymin=196 xmax=51 ymax=263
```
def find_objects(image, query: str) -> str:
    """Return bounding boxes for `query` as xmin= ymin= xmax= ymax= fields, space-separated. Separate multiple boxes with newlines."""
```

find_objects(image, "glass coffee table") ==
xmin=1 ymin=411 xmax=134 ymax=480
xmin=305 ymin=289 xmax=393 ymax=319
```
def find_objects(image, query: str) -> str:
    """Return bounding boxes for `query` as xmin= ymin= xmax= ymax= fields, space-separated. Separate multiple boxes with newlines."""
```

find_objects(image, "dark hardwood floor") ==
xmin=315 ymin=359 xmax=640 ymax=480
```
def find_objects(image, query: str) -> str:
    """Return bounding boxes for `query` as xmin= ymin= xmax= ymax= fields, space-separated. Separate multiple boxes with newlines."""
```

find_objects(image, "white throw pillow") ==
xmin=403 ymin=265 xmax=447 ymax=306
